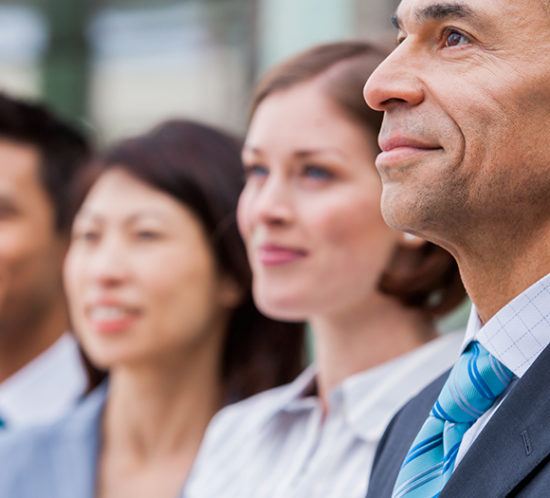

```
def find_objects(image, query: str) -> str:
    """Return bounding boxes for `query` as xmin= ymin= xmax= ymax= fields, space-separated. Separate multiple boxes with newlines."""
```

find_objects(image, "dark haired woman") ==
xmin=0 ymin=120 xmax=304 ymax=498
xmin=184 ymin=41 xmax=466 ymax=498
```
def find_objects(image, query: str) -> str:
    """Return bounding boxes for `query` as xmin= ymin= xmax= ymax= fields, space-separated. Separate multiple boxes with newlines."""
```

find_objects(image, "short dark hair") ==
xmin=72 ymin=119 xmax=306 ymax=401
xmin=250 ymin=41 xmax=466 ymax=318
xmin=0 ymin=92 xmax=91 ymax=233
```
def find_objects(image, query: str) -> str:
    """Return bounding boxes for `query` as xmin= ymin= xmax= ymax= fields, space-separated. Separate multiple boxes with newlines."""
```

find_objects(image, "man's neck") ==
xmin=455 ymin=230 xmax=550 ymax=324
xmin=0 ymin=305 xmax=69 ymax=383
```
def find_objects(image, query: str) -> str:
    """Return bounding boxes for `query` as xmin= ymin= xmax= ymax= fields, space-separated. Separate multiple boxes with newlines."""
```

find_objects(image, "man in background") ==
xmin=0 ymin=92 xmax=91 ymax=430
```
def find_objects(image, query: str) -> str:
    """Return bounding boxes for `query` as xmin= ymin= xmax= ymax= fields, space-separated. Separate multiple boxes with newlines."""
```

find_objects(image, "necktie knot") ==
xmin=432 ymin=342 xmax=513 ymax=425
xmin=392 ymin=341 xmax=514 ymax=498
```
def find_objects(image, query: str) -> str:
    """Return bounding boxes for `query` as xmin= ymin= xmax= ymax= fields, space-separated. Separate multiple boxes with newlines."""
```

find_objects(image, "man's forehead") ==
xmin=397 ymin=0 xmax=545 ymax=18
xmin=392 ymin=0 xmax=550 ymax=32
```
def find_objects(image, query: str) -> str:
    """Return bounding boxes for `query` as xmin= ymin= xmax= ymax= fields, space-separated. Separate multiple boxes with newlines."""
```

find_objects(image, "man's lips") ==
xmin=379 ymin=136 xmax=440 ymax=152
xmin=377 ymin=136 xmax=442 ymax=168
xmin=256 ymin=244 xmax=307 ymax=266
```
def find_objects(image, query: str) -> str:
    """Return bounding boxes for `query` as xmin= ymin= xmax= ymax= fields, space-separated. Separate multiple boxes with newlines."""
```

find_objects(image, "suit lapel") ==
xmin=441 ymin=343 xmax=550 ymax=497
xmin=51 ymin=384 xmax=106 ymax=498
xmin=366 ymin=372 xmax=448 ymax=498
xmin=52 ymin=421 xmax=102 ymax=498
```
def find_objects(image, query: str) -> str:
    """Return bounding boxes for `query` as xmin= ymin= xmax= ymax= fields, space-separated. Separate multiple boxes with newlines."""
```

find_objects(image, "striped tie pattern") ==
xmin=392 ymin=341 xmax=514 ymax=498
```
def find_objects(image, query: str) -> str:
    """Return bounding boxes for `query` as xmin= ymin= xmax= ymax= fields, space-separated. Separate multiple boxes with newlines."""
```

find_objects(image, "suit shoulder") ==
xmin=0 ymin=383 xmax=106 ymax=482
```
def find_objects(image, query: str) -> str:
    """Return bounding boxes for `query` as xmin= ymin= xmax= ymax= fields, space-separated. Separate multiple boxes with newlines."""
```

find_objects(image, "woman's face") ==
xmin=238 ymin=79 xmax=400 ymax=321
xmin=64 ymin=169 xmax=240 ymax=369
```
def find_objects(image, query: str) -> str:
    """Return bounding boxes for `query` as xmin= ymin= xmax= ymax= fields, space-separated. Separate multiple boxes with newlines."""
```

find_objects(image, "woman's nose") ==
xmin=87 ymin=236 xmax=130 ymax=287
xmin=249 ymin=175 xmax=295 ymax=227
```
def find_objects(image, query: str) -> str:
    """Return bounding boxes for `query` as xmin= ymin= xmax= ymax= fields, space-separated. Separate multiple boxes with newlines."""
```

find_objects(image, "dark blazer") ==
xmin=0 ymin=383 xmax=106 ymax=498
xmin=366 ymin=343 xmax=550 ymax=498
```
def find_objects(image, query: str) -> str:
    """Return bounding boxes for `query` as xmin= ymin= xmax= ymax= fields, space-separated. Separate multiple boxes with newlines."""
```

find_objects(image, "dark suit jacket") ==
xmin=366 ymin=343 xmax=550 ymax=498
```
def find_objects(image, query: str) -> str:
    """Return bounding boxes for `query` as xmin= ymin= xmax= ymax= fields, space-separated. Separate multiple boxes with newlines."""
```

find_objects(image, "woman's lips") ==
xmin=256 ymin=244 xmax=307 ymax=266
xmin=86 ymin=304 xmax=140 ymax=333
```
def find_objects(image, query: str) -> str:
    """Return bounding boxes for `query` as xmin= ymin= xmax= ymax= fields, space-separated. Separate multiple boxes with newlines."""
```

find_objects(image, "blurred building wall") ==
xmin=88 ymin=1 xmax=254 ymax=141
xmin=256 ymin=0 xmax=356 ymax=73
xmin=0 ymin=5 xmax=45 ymax=98
xmin=256 ymin=0 xmax=399 ymax=72
xmin=0 ymin=0 xmax=400 ymax=141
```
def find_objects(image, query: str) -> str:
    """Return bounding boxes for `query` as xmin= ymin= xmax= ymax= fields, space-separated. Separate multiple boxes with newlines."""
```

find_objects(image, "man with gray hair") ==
xmin=363 ymin=0 xmax=550 ymax=496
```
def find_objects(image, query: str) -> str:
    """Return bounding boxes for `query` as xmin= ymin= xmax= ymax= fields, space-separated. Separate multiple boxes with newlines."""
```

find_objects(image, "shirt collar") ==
xmin=277 ymin=364 xmax=318 ymax=413
xmin=0 ymin=333 xmax=88 ymax=429
xmin=271 ymin=332 xmax=464 ymax=442
xmin=344 ymin=332 xmax=464 ymax=442
xmin=465 ymin=272 xmax=550 ymax=378
xmin=460 ymin=302 xmax=482 ymax=352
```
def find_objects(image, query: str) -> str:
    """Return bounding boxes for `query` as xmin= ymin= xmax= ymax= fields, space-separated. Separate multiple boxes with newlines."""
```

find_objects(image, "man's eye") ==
xmin=443 ymin=29 xmax=471 ymax=48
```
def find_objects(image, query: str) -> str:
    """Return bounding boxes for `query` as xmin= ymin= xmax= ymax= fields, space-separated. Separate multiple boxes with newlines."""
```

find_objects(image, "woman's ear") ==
xmin=218 ymin=274 xmax=245 ymax=309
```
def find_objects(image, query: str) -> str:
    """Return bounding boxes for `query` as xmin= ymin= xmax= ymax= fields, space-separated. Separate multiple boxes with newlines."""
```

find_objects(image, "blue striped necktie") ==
xmin=392 ymin=341 xmax=514 ymax=498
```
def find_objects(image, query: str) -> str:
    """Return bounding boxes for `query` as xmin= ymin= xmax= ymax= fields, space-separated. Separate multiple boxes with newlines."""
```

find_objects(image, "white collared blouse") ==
xmin=184 ymin=332 xmax=464 ymax=498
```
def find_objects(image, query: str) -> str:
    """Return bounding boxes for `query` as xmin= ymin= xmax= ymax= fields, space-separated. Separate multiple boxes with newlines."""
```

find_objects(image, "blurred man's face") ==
xmin=364 ymin=0 xmax=550 ymax=248
xmin=0 ymin=139 xmax=66 ymax=334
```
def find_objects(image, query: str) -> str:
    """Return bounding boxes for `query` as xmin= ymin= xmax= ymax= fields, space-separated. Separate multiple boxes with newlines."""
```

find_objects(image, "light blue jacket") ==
xmin=0 ymin=383 xmax=107 ymax=498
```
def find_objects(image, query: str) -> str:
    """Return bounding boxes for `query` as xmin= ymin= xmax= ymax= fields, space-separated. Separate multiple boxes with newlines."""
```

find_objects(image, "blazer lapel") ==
xmin=51 ymin=384 xmax=106 ymax=498
xmin=366 ymin=372 xmax=448 ymax=498
xmin=441 ymin=343 xmax=550 ymax=497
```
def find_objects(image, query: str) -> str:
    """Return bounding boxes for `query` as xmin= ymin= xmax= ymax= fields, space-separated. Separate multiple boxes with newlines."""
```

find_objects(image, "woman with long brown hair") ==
xmin=184 ymin=41 xmax=466 ymax=498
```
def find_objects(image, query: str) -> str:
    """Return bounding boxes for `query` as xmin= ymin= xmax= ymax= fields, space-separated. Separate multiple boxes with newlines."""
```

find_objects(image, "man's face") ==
xmin=0 ymin=139 xmax=66 ymax=334
xmin=364 ymin=0 xmax=550 ymax=249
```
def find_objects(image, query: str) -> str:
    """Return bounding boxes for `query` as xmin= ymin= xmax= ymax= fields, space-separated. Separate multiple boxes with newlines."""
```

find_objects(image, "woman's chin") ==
xmin=256 ymin=296 xmax=308 ymax=322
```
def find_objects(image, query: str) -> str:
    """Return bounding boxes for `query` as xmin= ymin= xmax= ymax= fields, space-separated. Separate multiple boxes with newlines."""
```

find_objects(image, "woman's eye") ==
xmin=243 ymin=164 xmax=269 ymax=181
xmin=73 ymin=230 xmax=100 ymax=243
xmin=302 ymin=165 xmax=333 ymax=181
xmin=443 ymin=29 xmax=471 ymax=48
xmin=135 ymin=230 xmax=160 ymax=240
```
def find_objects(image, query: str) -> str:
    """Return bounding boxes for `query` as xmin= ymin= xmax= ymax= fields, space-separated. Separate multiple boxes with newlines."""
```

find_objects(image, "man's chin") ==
xmin=380 ymin=187 xmax=416 ymax=230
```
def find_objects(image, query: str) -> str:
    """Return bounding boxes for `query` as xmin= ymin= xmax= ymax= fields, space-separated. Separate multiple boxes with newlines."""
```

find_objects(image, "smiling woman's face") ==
xmin=64 ymin=168 xmax=240 ymax=369
xmin=237 ymin=79 xmax=400 ymax=321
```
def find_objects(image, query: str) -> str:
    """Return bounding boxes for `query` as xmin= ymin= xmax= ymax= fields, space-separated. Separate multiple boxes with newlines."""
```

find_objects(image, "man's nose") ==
xmin=364 ymin=42 xmax=425 ymax=111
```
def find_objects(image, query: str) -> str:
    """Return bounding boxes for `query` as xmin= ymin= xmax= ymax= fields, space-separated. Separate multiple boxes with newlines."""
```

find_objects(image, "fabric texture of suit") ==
xmin=366 ymin=342 xmax=550 ymax=497
xmin=0 ymin=382 xmax=106 ymax=498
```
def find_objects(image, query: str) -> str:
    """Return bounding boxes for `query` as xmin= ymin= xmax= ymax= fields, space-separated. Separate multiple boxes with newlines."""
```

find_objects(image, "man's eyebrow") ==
xmin=392 ymin=3 xmax=475 ymax=30
xmin=417 ymin=3 xmax=474 ymax=23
